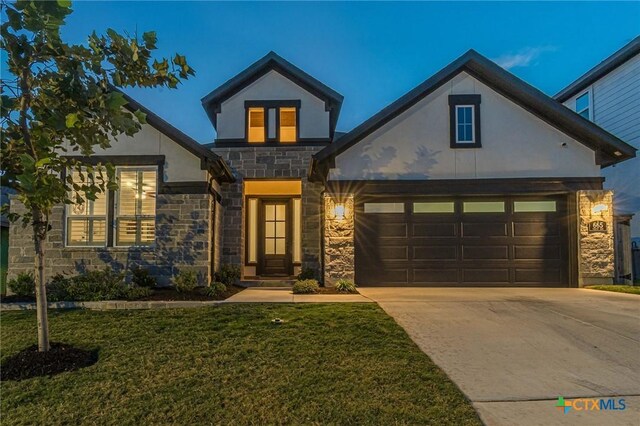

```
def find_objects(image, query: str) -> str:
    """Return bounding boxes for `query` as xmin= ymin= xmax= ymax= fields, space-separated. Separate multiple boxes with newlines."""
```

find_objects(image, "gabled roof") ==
xmin=555 ymin=36 xmax=640 ymax=102
xmin=201 ymin=51 xmax=344 ymax=137
xmin=310 ymin=49 xmax=636 ymax=181
xmin=112 ymin=86 xmax=234 ymax=183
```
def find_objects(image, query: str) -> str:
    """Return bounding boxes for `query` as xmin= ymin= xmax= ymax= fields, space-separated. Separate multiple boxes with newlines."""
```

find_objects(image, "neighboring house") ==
xmin=555 ymin=36 xmax=640 ymax=282
xmin=7 ymin=50 xmax=636 ymax=288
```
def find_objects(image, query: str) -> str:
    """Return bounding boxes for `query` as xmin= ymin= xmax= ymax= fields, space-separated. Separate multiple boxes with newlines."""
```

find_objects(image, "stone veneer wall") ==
xmin=214 ymin=146 xmax=324 ymax=277
xmin=577 ymin=190 xmax=615 ymax=285
xmin=8 ymin=193 xmax=213 ymax=286
xmin=323 ymin=194 xmax=355 ymax=286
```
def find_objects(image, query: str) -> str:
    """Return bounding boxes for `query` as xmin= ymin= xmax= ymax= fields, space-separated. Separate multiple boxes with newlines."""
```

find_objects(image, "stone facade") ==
xmin=8 ymin=193 xmax=215 ymax=286
xmin=215 ymin=146 xmax=324 ymax=278
xmin=323 ymin=194 xmax=355 ymax=286
xmin=577 ymin=190 xmax=615 ymax=285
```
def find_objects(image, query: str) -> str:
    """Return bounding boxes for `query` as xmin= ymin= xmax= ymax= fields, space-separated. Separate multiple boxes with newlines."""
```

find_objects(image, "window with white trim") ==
xmin=66 ymin=170 xmax=107 ymax=247
xmin=575 ymin=92 xmax=590 ymax=120
xmin=115 ymin=168 xmax=157 ymax=246
xmin=456 ymin=105 xmax=475 ymax=143
xmin=449 ymin=94 xmax=481 ymax=148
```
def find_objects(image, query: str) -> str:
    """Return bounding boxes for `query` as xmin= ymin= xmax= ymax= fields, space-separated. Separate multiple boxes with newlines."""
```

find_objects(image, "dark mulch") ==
xmin=0 ymin=295 xmax=36 ymax=303
xmin=1 ymin=342 xmax=98 ymax=381
xmin=139 ymin=285 xmax=243 ymax=301
xmin=317 ymin=287 xmax=359 ymax=295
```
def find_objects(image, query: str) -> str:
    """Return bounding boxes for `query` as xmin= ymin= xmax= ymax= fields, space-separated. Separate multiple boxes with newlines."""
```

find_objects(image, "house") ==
xmin=7 ymin=50 xmax=636 ymax=288
xmin=555 ymin=36 xmax=640 ymax=283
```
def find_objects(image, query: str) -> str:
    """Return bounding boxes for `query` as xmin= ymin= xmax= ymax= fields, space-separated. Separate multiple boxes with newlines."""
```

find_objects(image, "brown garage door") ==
xmin=355 ymin=196 xmax=569 ymax=287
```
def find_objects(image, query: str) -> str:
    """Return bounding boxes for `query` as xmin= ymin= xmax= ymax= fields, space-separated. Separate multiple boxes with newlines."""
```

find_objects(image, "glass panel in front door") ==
xmin=265 ymin=203 xmax=286 ymax=255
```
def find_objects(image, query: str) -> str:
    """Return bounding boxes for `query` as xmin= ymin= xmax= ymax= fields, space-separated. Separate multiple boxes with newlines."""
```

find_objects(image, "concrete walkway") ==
xmin=358 ymin=287 xmax=640 ymax=426
xmin=224 ymin=287 xmax=372 ymax=303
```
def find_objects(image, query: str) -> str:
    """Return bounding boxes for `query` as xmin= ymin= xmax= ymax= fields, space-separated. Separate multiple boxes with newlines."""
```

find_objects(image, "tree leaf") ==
xmin=56 ymin=0 xmax=71 ymax=8
xmin=106 ymin=92 xmax=128 ymax=109
xmin=65 ymin=113 xmax=79 ymax=128
xmin=133 ymin=109 xmax=147 ymax=124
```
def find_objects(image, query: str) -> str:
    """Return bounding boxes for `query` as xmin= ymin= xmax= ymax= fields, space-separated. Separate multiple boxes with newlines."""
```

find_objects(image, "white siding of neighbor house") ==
xmin=216 ymin=70 xmax=330 ymax=140
xmin=61 ymin=123 xmax=208 ymax=183
xmin=330 ymin=72 xmax=600 ymax=180
xmin=563 ymin=54 xmax=640 ymax=238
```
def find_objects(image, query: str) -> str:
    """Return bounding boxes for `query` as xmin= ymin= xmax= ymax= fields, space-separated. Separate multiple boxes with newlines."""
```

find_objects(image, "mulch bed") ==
xmin=316 ymin=288 xmax=359 ymax=295
xmin=0 ymin=295 xmax=36 ymax=303
xmin=0 ymin=342 xmax=98 ymax=381
xmin=139 ymin=285 xmax=244 ymax=301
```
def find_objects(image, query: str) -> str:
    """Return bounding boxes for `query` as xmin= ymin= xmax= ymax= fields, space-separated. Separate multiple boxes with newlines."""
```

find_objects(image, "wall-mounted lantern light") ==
xmin=334 ymin=203 xmax=346 ymax=220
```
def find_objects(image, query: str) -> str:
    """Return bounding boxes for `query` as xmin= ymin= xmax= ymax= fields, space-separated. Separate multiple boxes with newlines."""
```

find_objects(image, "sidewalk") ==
xmin=224 ymin=288 xmax=372 ymax=303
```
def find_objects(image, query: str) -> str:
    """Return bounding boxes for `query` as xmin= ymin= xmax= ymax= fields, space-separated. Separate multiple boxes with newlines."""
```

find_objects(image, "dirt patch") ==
xmin=1 ymin=343 xmax=98 ymax=381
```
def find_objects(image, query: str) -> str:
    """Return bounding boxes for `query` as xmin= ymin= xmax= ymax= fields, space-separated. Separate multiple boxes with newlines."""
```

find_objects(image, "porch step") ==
xmin=238 ymin=279 xmax=296 ymax=288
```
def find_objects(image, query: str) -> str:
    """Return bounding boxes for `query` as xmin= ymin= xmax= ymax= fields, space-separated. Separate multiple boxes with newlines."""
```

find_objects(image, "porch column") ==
xmin=577 ymin=190 xmax=615 ymax=286
xmin=323 ymin=194 xmax=355 ymax=286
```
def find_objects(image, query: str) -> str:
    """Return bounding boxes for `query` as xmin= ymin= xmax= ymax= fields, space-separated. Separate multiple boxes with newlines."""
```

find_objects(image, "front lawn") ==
xmin=1 ymin=304 xmax=480 ymax=425
xmin=586 ymin=285 xmax=640 ymax=295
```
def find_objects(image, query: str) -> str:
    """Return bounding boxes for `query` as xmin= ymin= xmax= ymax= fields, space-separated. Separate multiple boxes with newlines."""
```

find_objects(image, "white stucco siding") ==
xmin=216 ymin=70 xmax=330 ymax=140
xmin=330 ymin=72 xmax=599 ymax=180
xmin=62 ymin=124 xmax=208 ymax=183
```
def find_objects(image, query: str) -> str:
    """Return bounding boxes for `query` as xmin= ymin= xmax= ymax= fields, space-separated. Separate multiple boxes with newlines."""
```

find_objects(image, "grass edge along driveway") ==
xmin=586 ymin=285 xmax=640 ymax=295
xmin=1 ymin=304 xmax=481 ymax=425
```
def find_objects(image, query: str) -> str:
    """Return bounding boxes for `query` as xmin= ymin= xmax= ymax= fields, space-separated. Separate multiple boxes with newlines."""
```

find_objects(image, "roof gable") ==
xmin=555 ymin=36 xmax=640 ymax=102
xmin=310 ymin=49 xmax=636 ymax=181
xmin=201 ymin=52 xmax=344 ymax=136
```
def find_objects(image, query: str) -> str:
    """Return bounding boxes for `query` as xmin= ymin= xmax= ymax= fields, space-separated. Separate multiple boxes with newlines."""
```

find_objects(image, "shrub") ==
xmin=63 ymin=268 xmax=128 ymax=301
xmin=292 ymin=279 xmax=319 ymax=294
xmin=206 ymin=281 xmax=227 ymax=298
xmin=296 ymin=268 xmax=317 ymax=281
xmin=130 ymin=267 xmax=156 ymax=288
xmin=335 ymin=279 xmax=357 ymax=293
xmin=47 ymin=274 xmax=71 ymax=302
xmin=214 ymin=264 xmax=240 ymax=286
xmin=125 ymin=286 xmax=152 ymax=300
xmin=7 ymin=272 xmax=35 ymax=297
xmin=173 ymin=270 xmax=199 ymax=293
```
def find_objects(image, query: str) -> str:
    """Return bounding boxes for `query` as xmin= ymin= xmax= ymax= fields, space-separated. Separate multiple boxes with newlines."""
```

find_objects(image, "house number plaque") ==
xmin=588 ymin=220 xmax=607 ymax=233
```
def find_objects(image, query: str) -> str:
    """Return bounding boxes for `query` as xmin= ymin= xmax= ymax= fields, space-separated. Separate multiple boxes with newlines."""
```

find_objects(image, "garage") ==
xmin=355 ymin=195 xmax=570 ymax=287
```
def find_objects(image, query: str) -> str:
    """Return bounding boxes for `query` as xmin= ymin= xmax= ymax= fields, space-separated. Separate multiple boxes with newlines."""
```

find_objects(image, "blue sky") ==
xmin=59 ymin=1 xmax=639 ymax=143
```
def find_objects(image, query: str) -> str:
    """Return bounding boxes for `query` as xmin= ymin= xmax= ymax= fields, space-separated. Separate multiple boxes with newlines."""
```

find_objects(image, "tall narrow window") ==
xmin=456 ymin=105 xmax=474 ymax=143
xmin=116 ymin=168 xmax=157 ymax=246
xmin=247 ymin=107 xmax=265 ymax=142
xmin=66 ymin=170 xmax=107 ymax=246
xmin=292 ymin=198 xmax=301 ymax=263
xmin=279 ymin=107 xmax=297 ymax=142
xmin=575 ymin=92 xmax=590 ymax=120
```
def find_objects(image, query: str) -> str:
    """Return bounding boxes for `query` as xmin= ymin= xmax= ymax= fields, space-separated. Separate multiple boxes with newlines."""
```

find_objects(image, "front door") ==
xmin=258 ymin=199 xmax=291 ymax=276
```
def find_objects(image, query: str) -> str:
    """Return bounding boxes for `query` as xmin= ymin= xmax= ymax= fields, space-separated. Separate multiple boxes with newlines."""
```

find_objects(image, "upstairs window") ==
xmin=66 ymin=170 xmax=107 ymax=247
xmin=575 ymin=91 xmax=590 ymax=120
xmin=247 ymin=107 xmax=266 ymax=142
xmin=279 ymin=107 xmax=297 ymax=142
xmin=116 ymin=168 xmax=157 ymax=246
xmin=449 ymin=95 xmax=481 ymax=148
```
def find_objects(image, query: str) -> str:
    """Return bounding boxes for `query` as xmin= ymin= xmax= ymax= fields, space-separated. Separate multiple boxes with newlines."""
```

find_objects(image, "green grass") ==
xmin=1 ymin=304 xmax=480 ymax=425
xmin=586 ymin=285 xmax=640 ymax=295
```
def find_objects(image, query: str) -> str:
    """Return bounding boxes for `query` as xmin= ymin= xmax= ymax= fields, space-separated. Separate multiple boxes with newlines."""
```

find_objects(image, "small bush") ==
xmin=125 ymin=286 xmax=152 ymax=300
xmin=206 ymin=281 xmax=227 ymax=298
xmin=296 ymin=268 xmax=317 ymax=281
xmin=47 ymin=274 xmax=71 ymax=302
xmin=335 ymin=279 xmax=357 ymax=293
xmin=214 ymin=264 xmax=240 ymax=286
xmin=292 ymin=279 xmax=319 ymax=294
xmin=173 ymin=270 xmax=199 ymax=293
xmin=7 ymin=272 xmax=35 ymax=297
xmin=130 ymin=267 xmax=156 ymax=288
xmin=64 ymin=268 xmax=128 ymax=301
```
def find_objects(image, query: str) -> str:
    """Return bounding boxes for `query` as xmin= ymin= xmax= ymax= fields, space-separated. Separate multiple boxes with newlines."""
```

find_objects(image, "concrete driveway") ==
xmin=358 ymin=288 xmax=640 ymax=426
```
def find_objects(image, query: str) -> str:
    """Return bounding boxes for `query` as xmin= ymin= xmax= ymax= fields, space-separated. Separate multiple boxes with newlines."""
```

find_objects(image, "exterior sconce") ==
xmin=591 ymin=203 xmax=608 ymax=214
xmin=334 ymin=203 xmax=346 ymax=220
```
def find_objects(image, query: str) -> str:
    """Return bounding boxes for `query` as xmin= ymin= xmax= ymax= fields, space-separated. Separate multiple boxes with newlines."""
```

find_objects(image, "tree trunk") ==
xmin=32 ymin=210 xmax=50 ymax=352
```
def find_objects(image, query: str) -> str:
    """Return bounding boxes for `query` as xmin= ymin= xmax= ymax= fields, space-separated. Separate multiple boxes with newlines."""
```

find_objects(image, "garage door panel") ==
xmin=515 ymin=268 xmax=563 ymax=284
xmin=514 ymin=245 xmax=561 ymax=260
xmin=414 ymin=246 xmax=457 ymax=260
xmin=377 ymin=223 xmax=408 ymax=238
xmin=463 ymin=245 xmax=509 ymax=260
xmin=413 ymin=223 xmax=457 ymax=237
xmin=462 ymin=222 xmax=508 ymax=237
xmin=513 ymin=222 xmax=559 ymax=237
xmin=462 ymin=268 xmax=510 ymax=283
xmin=413 ymin=268 xmax=458 ymax=284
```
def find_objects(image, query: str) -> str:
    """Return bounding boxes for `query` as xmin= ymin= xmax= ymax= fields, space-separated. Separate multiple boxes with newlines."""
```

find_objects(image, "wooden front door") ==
xmin=258 ymin=199 xmax=291 ymax=276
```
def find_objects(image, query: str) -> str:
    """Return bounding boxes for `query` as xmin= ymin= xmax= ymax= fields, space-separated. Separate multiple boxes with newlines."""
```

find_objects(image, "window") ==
xmin=364 ymin=203 xmax=405 ymax=213
xmin=264 ymin=204 xmax=286 ymax=255
xmin=116 ymin=168 xmax=157 ymax=246
xmin=514 ymin=201 xmax=557 ymax=212
xmin=449 ymin=95 xmax=481 ymax=148
xmin=575 ymin=92 xmax=590 ymax=120
xmin=413 ymin=202 xmax=455 ymax=213
xmin=463 ymin=201 xmax=505 ymax=213
xmin=247 ymin=107 xmax=266 ymax=142
xmin=456 ymin=106 xmax=474 ymax=143
xmin=66 ymin=170 xmax=107 ymax=247
xmin=279 ymin=107 xmax=297 ymax=142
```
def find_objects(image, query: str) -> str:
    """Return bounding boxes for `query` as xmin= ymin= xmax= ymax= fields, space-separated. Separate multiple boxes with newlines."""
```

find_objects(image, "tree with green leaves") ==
xmin=0 ymin=0 xmax=194 ymax=351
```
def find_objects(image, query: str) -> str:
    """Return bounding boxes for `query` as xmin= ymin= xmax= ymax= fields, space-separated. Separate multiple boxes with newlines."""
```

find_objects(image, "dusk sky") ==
xmin=59 ymin=1 xmax=639 ymax=143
